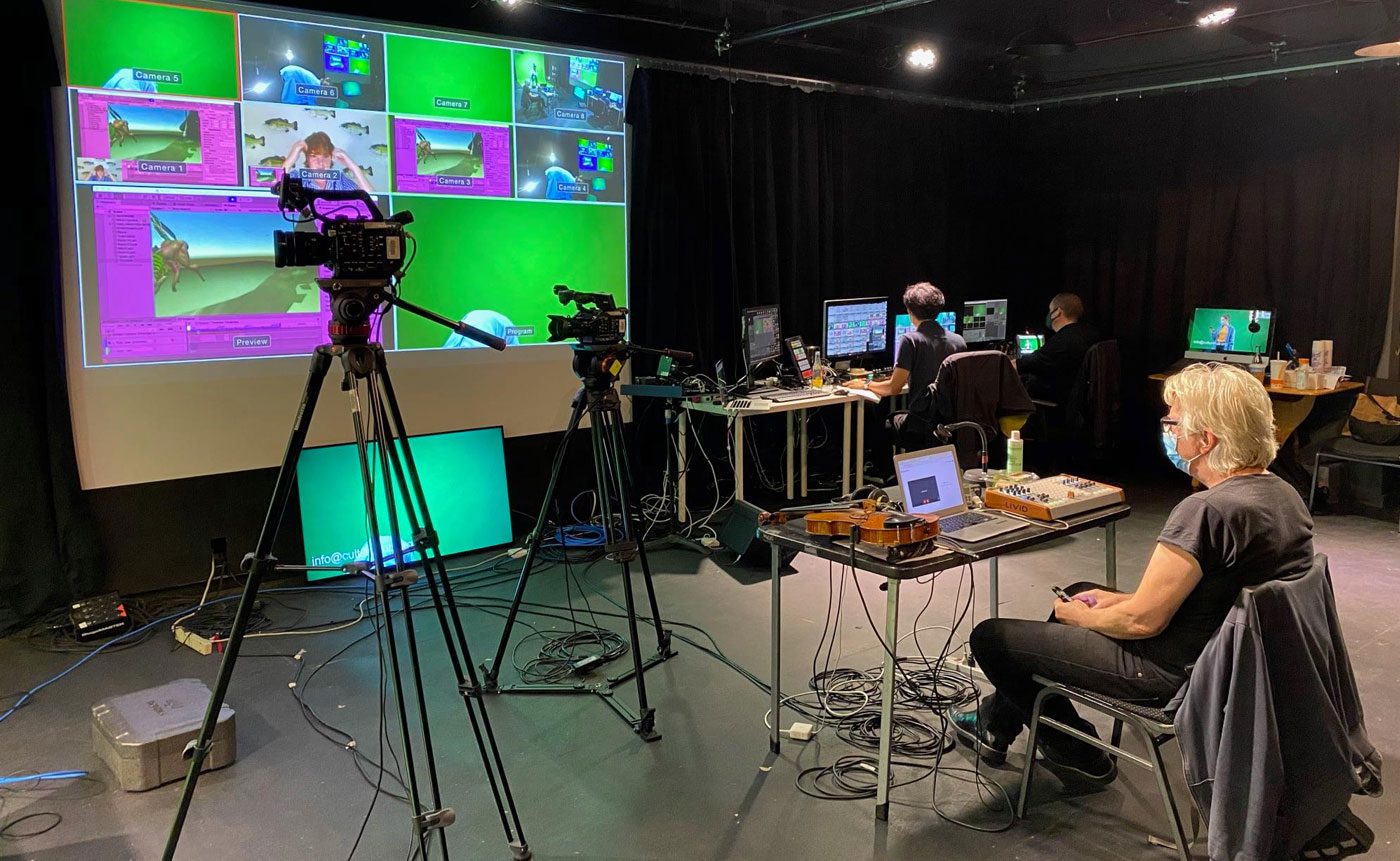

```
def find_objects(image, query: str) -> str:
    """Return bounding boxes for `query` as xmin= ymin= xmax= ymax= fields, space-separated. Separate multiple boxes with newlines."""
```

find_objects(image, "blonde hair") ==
xmin=1162 ymin=362 xmax=1277 ymax=473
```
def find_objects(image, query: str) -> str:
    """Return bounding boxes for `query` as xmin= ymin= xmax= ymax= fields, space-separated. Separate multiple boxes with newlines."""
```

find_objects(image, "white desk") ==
xmin=677 ymin=392 xmax=869 ymax=520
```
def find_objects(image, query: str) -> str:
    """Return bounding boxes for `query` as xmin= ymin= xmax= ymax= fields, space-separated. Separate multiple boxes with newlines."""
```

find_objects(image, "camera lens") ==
xmin=546 ymin=315 xmax=575 ymax=343
xmin=272 ymin=230 xmax=328 ymax=269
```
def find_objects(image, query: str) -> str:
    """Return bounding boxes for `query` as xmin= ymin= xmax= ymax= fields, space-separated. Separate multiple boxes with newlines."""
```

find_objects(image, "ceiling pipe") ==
xmin=717 ymin=0 xmax=942 ymax=54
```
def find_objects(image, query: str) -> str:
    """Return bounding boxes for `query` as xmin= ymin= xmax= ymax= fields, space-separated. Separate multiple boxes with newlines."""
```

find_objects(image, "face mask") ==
xmin=1161 ymin=429 xmax=1200 ymax=475
xmin=1045 ymin=311 xmax=1058 ymax=329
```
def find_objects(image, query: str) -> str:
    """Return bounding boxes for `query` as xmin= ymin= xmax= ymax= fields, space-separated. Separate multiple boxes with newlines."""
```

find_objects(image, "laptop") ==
xmin=1017 ymin=333 xmax=1045 ymax=356
xmin=893 ymin=445 xmax=1027 ymax=543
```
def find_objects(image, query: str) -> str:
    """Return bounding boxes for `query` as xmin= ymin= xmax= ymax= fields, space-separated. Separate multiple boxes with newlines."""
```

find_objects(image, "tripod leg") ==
xmin=484 ymin=392 xmax=589 ymax=688
xmin=591 ymin=409 xmax=659 ymax=741
xmin=373 ymin=363 xmax=529 ymax=855
xmin=165 ymin=348 xmax=334 ymax=861
xmin=605 ymin=408 xmax=671 ymax=651
xmin=364 ymin=370 xmax=450 ymax=859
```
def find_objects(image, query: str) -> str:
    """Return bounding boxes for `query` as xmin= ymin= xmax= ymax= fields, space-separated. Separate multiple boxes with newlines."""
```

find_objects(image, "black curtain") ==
xmin=4 ymin=3 xmax=103 ymax=633
xmin=627 ymin=68 xmax=1014 ymax=369
xmin=1006 ymin=68 xmax=1400 ymax=447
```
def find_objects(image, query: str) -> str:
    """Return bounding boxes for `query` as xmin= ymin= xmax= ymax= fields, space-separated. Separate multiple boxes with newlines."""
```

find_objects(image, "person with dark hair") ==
xmin=849 ymin=281 xmax=966 ymax=444
xmin=281 ymin=130 xmax=374 ymax=192
xmin=1017 ymin=292 xmax=1101 ymax=402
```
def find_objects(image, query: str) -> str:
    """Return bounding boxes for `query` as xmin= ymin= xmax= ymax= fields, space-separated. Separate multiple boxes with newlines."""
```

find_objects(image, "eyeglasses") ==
xmin=1160 ymin=418 xmax=1181 ymax=434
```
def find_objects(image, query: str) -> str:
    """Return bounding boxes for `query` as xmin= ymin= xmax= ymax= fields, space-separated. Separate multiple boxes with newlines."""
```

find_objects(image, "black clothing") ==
xmin=927 ymin=350 xmax=1034 ymax=469
xmin=895 ymin=319 xmax=965 ymax=414
xmin=971 ymin=582 xmax=1185 ymax=761
xmin=1018 ymin=320 xmax=1101 ymax=403
xmin=1152 ymin=472 xmax=1315 ymax=668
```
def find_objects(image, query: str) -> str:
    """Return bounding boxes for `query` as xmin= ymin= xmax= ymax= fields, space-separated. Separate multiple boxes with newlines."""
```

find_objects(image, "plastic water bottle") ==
xmin=1006 ymin=430 xmax=1024 ymax=475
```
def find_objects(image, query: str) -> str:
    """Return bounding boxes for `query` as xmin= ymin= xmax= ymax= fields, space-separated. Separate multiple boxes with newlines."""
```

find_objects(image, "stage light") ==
xmin=247 ymin=81 xmax=270 ymax=95
xmin=284 ymin=48 xmax=295 ymax=61
xmin=1197 ymin=6 xmax=1238 ymax=27
xmin=906 ymin=46 xmax=937 ymax=70
xmin=494 ymin=0 xmax=526 ymax=6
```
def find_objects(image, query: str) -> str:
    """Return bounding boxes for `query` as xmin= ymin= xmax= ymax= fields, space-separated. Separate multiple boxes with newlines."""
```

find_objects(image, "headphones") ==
xmin=841 ymin=484 xmax=891 ymax=507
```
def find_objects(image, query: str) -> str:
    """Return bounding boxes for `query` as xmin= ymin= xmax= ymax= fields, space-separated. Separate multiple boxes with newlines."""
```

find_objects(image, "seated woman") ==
xmin=956 ymin=362 xmax=1314 ymax=788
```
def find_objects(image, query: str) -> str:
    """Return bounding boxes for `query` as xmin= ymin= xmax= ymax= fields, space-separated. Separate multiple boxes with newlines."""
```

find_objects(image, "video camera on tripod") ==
xmin=547 ymin=284 xmax=627 ymax=346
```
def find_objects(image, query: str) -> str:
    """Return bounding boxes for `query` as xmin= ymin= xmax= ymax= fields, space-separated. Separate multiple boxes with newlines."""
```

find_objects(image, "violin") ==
xmin=761 ymin=499 xmax=939 ymax=547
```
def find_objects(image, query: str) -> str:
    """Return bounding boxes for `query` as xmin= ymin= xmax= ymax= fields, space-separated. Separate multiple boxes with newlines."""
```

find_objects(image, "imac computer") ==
xmin=1183 ymin=307 xmax=1275 ymax=364
xmin=962 ymin=299 xmax=1009 ymax=344
xmin=823 ymin=297 xmax=890 ymax=364
xmin=892 ymin=311 xmax=957 ymax=363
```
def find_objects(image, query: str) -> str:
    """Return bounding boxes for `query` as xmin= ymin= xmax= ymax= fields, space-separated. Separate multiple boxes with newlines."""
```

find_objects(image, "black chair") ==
xmin=1307 ymin=376 xmax=1400 ymax=531
xmin=1030 ymin=339 xmax=1121 ymax=473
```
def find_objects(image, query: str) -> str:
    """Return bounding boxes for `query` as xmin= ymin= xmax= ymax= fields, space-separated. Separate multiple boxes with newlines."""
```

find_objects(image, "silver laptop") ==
xmin=893 ymin=445 xmax=1027 ymax=543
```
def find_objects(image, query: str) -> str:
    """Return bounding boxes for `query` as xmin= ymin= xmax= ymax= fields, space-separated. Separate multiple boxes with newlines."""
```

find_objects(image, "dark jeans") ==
xmin=969 ymin=581 xmax=1187 ymax=760
xmin=887 ymin=410 xmax=937 ymax=450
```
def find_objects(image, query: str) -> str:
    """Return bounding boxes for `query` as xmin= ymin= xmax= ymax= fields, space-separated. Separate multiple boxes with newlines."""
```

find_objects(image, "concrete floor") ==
xmin=2 ymin=475 xmax=1398 ymax=860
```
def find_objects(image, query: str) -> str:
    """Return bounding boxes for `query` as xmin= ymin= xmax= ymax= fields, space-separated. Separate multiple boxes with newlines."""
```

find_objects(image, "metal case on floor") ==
xmin=92 ymin=678 xmax=236 ymax=791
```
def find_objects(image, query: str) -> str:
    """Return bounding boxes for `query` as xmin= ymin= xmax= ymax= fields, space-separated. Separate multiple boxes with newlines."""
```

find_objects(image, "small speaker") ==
xmin=718 ymin=500 xmax=797 ymax=568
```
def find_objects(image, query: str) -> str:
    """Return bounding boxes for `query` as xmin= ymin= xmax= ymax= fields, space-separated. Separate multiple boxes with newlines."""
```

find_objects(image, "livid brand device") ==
xmin=983 ymin=475 xmax=1125 ymax=521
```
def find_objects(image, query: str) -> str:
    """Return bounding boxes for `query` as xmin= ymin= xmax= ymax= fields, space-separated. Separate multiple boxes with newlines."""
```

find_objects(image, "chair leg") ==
xmin=1016 ymin=688 xmax=1053 ymax=819
xmin=1146 ymin=736 xmax=1193 ymax=861
xmin=1307 ymin=452 xmax=1321 ymax=512
xmin=1109 ymin=718 xmax=1123 ymax=765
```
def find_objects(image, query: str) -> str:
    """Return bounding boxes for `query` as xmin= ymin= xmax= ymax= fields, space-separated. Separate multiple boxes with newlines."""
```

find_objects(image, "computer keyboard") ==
xmin=765 ymin=388 xmax=829 ymax=402
xmin=940 ymin=511 xmax=992 ymax=532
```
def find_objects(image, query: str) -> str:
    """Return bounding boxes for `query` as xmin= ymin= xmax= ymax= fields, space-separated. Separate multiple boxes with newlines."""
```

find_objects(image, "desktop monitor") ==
xmin=962 ymin=299 xmax=1009 ymax=343
xmin=823 ymin=297 xmax=890 ymax=360
xmin=1184 ymin=307 xmax=1275 ymax=363
xmin=1017 ymin=333 xmax=1045 ymax=356
xmin=741 ymin=305 xmax=782 ymax=366
xmin=893 ymin=311 xmax=958 ymax=364
xmin=296 ymin=427 xmax=513 ymax=581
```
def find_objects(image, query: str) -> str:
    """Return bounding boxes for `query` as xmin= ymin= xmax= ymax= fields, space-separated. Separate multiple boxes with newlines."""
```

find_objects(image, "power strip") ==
xmin=174 ymin=626 xmax=216 ymax=655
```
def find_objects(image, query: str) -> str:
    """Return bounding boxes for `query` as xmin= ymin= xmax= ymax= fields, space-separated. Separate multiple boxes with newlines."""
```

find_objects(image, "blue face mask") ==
xmin=1161 ymin=429 xmax=1198 ymax=475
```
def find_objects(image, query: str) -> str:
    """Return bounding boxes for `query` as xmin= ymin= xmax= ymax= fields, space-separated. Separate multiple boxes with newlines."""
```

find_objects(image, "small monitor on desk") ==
xmin=1184 ymin=307 xmax=1274 ymax=364
xmin=963 ymin=299 xmax=1009 ymax=343
xmin=741 ymin=304 xmax=782 ymax=366
xmin=1017 ymin=333 xmax=1044 ymax=356
xmin=823 ymin=297 xmax=890 ymax=362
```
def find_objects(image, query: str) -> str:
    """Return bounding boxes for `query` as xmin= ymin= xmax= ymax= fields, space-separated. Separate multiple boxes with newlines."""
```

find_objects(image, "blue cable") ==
xmin=0 ymin=584 xmax=352 ymax=726
xmin=0 ymin=770 xmax=87 ymax=785
xmin=555 ymin=524 xmax=606 ymax=547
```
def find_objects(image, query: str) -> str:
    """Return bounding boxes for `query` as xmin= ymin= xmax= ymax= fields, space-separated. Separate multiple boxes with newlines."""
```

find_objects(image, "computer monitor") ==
xmin=741 ymin=305 xmax=782 ymax=366
xmin=296 ymin=427 xmax=513 ymax=581
xmin=1184 ymin=307 xmax=1275 ymax=363
xmin=962 ymin=299 xmax=1009 ymax=343
xmin=823 ymin=297 xmax=890 ymax=360
xmin=893 ymin=310 xmax=958 ymax=363
xmin=1016 ymin=333 xmax=1045 ymax=356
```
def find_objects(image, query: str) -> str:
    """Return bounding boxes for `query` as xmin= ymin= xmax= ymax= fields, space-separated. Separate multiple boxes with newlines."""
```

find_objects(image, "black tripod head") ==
xmin=572 ymin=343 xmax=694 ymax=402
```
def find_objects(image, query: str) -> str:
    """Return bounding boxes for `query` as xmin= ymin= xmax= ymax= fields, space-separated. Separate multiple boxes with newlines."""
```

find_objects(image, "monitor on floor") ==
xmin=823 ymin=297 xmax=889 ymax=361
xmin=962 ymin=299 xmax=1008 ymax=343
xmin=1184 ymin=307 xmax=1274 ymax=362
xmin=741 ymin=305 xmax=782 ymax=366
xmin=296 ymin=427 xmax=513 ymax=581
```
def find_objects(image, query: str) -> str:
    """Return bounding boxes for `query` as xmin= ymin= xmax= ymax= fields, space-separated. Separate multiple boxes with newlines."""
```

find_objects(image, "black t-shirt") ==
xmin=1017 ymin=320 xmax=1101 ymax=402
xmin=1146 ymin=473 xmax=1315 ymax=670
xmin=896 ymin=320 xmax=966 ymax=413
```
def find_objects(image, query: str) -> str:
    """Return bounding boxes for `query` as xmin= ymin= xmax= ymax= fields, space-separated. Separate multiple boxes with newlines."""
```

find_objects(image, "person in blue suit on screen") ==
xmin=102 ymin=68 xmax=158 ymax=92
xmin=544 ymin=165 xmax=579 ymax=200
xmin=444 ymin=310 xmax=520 ymax=349
xmin=280 ymin=64 xmax=332 ymax=105
xmin=1211 ymin=314 xmax=1236 ymax=352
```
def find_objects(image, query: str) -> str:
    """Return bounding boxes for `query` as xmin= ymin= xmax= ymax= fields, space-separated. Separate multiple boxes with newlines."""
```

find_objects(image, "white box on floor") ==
xmin=91 ymin=678 xmax=236 ymax=791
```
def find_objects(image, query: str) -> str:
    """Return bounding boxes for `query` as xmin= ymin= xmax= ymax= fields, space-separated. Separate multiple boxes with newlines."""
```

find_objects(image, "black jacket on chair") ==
xmin=928 ymin=351 xmax=1034 ymax=469
xmin=1019 ymin=321 xmax=1102 ymax=404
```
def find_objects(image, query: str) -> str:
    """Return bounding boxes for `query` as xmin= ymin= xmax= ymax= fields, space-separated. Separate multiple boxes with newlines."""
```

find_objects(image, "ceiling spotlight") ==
xmin=495 ymin=0 xmax=526 ymax=6
xmin=906 ymin=46 xmax=937 ymax=70
xmin=1197 ymin=6 xmax=1238 ymax=27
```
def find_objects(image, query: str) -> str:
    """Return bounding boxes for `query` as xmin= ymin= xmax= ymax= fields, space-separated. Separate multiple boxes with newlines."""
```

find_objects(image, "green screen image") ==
xmin=385 ymin=34 xmax=512 ymax=122
xmin=391 ymin=197 xmax=626 ymax=350
xmin=1186 ymin=307 xmax=1273 ymax=355
xmin=296 ymin=427 xmax=512 ymax=580
xmin=514 ymin=51 xmax=547 ymax=87
xmin=63 ymin=0 xmax=240 ymax=100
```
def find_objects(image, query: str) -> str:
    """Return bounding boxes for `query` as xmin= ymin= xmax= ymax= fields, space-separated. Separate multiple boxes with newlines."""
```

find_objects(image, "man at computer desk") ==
xmin=849 ymin=282 xmax=966 ymax=444
xmin=1017 ymin=292 xmax=1101 ymax=403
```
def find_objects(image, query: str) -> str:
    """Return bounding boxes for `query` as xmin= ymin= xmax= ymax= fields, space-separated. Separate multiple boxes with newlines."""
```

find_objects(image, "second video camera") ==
xmin=547 ymin=285 xmax=627 ymax=346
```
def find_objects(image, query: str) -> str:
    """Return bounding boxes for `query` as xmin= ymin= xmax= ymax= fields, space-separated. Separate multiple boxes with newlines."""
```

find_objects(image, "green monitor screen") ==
xmin=296 ymin=426 xmax=511 ymax=580
xmin=1186 ymin=307 xmax=1274 ymax=359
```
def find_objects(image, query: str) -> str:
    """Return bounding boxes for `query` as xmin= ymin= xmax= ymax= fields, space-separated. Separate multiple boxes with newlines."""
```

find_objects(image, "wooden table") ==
xmin=1149 ymin=375 xmax=1362 ymax=445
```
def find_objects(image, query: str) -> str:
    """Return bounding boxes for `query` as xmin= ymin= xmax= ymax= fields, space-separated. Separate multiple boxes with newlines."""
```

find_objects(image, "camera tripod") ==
xmin=482 ymin=344 xmax=680 ymax=741
xmin=164 ymin=282 xmax=529 ymax=860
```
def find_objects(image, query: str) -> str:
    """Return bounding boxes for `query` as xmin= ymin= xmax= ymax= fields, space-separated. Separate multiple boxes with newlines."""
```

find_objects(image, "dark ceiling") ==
xmin=271 ymin=0 xmax=1399 ymax=102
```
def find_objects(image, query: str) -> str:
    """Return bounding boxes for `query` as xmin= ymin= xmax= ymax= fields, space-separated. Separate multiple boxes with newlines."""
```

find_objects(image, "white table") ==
xmin=677 ymin=391 xmax=869 ymax=521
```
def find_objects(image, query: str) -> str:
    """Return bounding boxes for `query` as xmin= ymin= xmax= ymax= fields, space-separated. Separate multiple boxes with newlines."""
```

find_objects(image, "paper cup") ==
xmin=1269 ymin=359 xmax=1287 ymax=386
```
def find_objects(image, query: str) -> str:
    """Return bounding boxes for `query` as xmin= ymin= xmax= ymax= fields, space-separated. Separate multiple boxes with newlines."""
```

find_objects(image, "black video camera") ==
xmin=271 ymin=176 xmax=411 ymax=280
xmin=547 ymin=284 xmax=627 ymax=346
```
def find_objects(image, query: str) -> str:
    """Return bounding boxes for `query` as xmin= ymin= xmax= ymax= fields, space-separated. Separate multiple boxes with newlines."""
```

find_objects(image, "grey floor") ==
xmin=2 ymin=477 xmax=1398 ymax=860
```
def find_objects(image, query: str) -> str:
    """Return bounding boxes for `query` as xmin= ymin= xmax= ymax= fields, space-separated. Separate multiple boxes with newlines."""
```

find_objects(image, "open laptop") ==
xmin=893 ymin=445 xmax=1027 ymax=543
